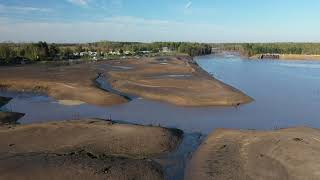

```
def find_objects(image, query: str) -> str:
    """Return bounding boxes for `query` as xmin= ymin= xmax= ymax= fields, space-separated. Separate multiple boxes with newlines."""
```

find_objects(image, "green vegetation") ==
xmin=0 ymin=41 xmax=212 ymax=65
xmin=3 ymin=41 xmax=320 ymax=64
xmin=0 ymin=42 xmax=60 ymax=64
xmin=81 ymin=41 xmax=212 ymax=56
xmin=215 ymin=43 xmax=320 ymax=57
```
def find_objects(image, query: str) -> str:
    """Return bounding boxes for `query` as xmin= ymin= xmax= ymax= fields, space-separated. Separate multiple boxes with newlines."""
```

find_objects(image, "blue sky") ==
xmin=1 ymin=0 xmax=320 ymax=43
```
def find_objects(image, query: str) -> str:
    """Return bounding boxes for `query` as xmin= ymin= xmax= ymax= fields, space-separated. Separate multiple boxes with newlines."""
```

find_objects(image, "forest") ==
xmin=216 ymin=43 xmax=320 ymax=57
xmin=0 ymin=41 xmax=212 ymax=65
xmin=3 ymin=41 xmax=320 ymax=65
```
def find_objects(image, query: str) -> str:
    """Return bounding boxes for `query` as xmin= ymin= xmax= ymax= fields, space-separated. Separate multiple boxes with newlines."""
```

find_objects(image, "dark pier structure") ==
xmin=259 ymin=54 xmax=280 ymax=59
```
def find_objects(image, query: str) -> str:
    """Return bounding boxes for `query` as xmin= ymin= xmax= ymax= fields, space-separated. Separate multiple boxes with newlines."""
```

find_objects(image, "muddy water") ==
xmin=2 ymin=55 xmax=320 ymax=179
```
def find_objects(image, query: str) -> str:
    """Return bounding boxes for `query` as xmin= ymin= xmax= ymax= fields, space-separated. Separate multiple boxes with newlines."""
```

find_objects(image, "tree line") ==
xmin=85 ymin=41 xmax=212 ymax=56
xmin=0 ymin=42 xmax=61 ymax=64
xmin=0 ymin=41 xmax=212 ymax=64
xmin=216 ymin=43 xmax=320 ymax=57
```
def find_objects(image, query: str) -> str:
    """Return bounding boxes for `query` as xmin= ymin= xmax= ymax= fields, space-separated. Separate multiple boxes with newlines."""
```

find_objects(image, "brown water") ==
xmin=2 ymin=54 xmax=320 ymax=179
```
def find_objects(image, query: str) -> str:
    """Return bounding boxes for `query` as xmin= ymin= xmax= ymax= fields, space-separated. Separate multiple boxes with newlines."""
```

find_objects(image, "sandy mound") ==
xmin=108 ymin=56 xmax=252 ymax=106
xmin=0 ymin=119 xmax=183 ymax=158
xmin=0 ymin=56 xmax=252 ymax=107
xmin=186 ymin=127 xmax=320 ymax=180
xmin=0 ymin=119 xmax=183 ymax=179
xmin=0 ymin=63 xmax=127 ymax=106
xmin=0 ymin=153 xmax=164 ymax=180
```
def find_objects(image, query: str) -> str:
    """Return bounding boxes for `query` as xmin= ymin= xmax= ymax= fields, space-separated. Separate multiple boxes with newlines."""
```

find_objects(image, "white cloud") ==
xmin=185 ymin=1 xmax=192 ymax=9
xmin=1 ymin=16 xmax=314 ymax=43
xmin=0 ymin=4 xmax=52 ymax=13
xmin=67 ymin=0 xmax=89 ymax=6
xmin=0 ymin=16 xmax=226 ymax=43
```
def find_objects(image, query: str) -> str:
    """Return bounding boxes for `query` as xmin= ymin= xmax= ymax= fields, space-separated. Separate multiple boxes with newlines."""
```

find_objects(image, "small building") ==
xmin=108 ymin=51 xmax=121 ymax=56
xmin=260 ymin=54 xmax=280 ymax=59
xmin=162 ymin=47 xmax=171 ymax=53
xmin=140 ymin=51 xmax=151 ymax=54
xmin=124 ymin=51 xmax=132 ymax=55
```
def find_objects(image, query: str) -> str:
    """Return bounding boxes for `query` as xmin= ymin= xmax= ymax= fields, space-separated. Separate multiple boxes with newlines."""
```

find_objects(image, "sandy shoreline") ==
xmin=0 ymin=56 xmax=253 ymax=107
xmin=186 ymin=127 xmax=320 ymax=180
xmin=0 ymin=63 xmax=128 ymax=106
xmin=1 ymin=56 xmax=320 ymax=179
xmin=0 ymin=119 xmax=183 ymax=180
xmin=106 ymin=56 xmax=253 ymax=106
xmin=0 ymin=96 xmax=185 ymax=179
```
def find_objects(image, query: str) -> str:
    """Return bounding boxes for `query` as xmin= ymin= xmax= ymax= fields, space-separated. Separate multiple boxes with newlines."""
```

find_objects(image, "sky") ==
xmin=1 ymin=0 xmax=320 ymax=43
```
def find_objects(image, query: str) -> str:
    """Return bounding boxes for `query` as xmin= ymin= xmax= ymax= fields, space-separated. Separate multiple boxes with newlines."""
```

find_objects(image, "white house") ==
xmin=162 ymin=47 xmax=171 ymax=53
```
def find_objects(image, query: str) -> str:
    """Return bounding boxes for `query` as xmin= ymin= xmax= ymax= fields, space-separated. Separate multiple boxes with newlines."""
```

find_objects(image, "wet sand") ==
xmin=107 ymin=56 xmax=253 ymax=106
xmin=0 ymin=119 xmax=183 ymax=180
xmin=0 ymin=119 xmax=182 ymax=157
xmin=0 ymin=153 xmax=164 ymax=180
xmin=280 ymin=54 xmax=320 ymax=60
xmin=0 ymin=56 xmax=252 ymax=107
xmin=186 ymin=127 xmax=320 ymax=180
xmin=0 ymin=63 xmax=127 ymax=106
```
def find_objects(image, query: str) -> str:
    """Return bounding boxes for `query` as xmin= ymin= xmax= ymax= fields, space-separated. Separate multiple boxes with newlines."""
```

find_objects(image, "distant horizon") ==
xmin=3 ymin=41 xmax=320 ymax=44
xmin=1 ymin=0 xmax=320 ymax=42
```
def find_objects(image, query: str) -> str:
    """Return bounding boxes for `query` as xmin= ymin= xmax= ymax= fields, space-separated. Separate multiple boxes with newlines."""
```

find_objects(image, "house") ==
xmin=162 ymin=47 xmax=171 ymax=53
xmin=108 ymin=51 xmax=121 ymax=55
xmin=79 ymin=52 xmax=88 ymax=56
xmin=88 ymin=51 xmax=98 ymax=57
xmin=124 ymin=51 xmax=132 ymax=55
xmin=140 ymin=51 xmax=151 ymax=54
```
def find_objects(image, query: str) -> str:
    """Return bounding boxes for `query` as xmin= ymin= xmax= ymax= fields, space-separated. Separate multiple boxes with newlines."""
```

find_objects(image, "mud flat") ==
xmin=0 ymin=119 xmax=183 ymax=180
xmin=186 ymin=127 xmax=320 ymax=180
xmin=0 ymin=56 xmax=252 ymax=107
xmin=0 ymin=153 xmax=163 ymax=180
xmin=107 ymin=56 xmax=253 ymax=106
xmin=0 ymin=63 xmax=127 ymax=106
xmin=0 ymin=119 xmax=183 ymax=157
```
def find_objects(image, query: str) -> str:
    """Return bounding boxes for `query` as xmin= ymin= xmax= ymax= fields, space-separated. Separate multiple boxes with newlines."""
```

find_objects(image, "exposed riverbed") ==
xmin=2 ymin=55 xmax=320 ymax=179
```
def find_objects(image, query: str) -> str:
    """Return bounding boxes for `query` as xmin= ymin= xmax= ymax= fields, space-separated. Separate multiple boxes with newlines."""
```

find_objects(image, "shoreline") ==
xmin=0 ymin=55 xmax=253 ymax=107
xmin=250 ymin=54 xmax=320 ymax=61
xmin=105 ymin=56 xmax=253 ymax=107
xmin=186 ymin=127 xmax=320 ymax=180
xmin=0 ymin=119 xmax=183 ymax=180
